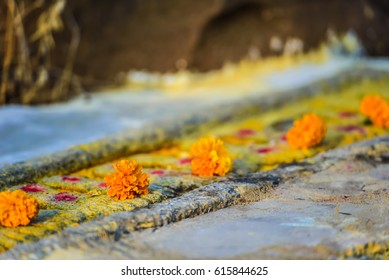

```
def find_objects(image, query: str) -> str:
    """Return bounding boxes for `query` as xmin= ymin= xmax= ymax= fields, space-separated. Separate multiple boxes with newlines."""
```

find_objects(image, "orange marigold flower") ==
xmin=0 ymin=190 xmax=39 ymax=228
xmin=360 ymin=95 xmax=389 ymax=128
xmin=190 ymin=137 xmax=232 ymax=176
xmin=104 ymin=159 xmax=149 ymax=200
xmin=286 ymin=113 xmax=327 ymax=149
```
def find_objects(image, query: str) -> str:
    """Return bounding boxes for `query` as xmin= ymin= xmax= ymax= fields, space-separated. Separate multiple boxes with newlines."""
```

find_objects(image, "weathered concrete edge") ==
xmin=3 ymin=135 xmax=388 ymax=260
xmin=0 ymin=180 xmax=280 ymax=259
xmin=1 ymin=67 xmax=388 ymax=189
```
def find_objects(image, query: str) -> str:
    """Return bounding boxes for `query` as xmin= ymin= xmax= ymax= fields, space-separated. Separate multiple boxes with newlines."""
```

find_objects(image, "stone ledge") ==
xmin=1 ymin=66 xmax=388 ymax=189
xmin=2 ymin=135 xmax=388 ymax=259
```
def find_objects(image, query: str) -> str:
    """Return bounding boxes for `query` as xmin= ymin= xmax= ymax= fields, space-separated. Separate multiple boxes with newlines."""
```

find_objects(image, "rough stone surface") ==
xmin=1 ymin=136 xmax=388 ymax=260
xmin=1 ymin=70 xmax=389 ymax=259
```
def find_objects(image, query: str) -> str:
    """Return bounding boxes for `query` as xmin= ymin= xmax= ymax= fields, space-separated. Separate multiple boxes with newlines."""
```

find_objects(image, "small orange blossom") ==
xmin=286 ymin=113 xmax=327 ymax=149
xmin=104 ymin=159 xmax=149 ymax=200
xmin=360 ymin=95 xmax=389 ymax=128
xmin=190 ymin=137 xmax=232 ymax=176
xmin=0 ymin=190 xmax=39 ymax=228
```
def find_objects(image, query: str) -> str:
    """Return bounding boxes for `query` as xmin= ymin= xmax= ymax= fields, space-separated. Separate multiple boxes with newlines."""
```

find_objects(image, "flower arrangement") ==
xmin=104 ymin=159 xmax=149 ymax=200
xmin=190 ymin=136 xmax=232 ymax=176
xmin=0 ymin=190 xmax=39 ymax=228
xmin=360 ymin=95 xmax=389 ymax=128
xmin=286 ymin=113 xmax=327 ymax=149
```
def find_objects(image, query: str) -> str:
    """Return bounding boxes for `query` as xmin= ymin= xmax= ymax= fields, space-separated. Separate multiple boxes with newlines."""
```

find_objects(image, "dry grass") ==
xmin=0 ymin=0 xmax=79 ymax=105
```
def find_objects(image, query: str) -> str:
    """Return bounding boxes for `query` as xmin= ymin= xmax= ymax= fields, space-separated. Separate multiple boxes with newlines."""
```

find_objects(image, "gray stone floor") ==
xmin=2 ymin=61 xmax=389 ymax=259
xmin=3 ymin=136 xmax=388 ymax=260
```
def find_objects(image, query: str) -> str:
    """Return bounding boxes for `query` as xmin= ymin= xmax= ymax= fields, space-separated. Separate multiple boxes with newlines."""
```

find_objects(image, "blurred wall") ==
xmin=55 ymin=0 xmax=389 ymax=85
xmin=2 ymin=0 xmax=389 ymax=104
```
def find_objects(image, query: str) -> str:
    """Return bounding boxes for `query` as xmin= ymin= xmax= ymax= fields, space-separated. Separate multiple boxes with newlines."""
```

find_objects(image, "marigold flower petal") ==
xmin=104 ymin=159 xmax=149 ymax=200
xmin=0 ymin=190 xmax=39 ymax=228
xmin=190 ymin=137 xmax=232 ymax=176
xmin=286 ymin=113 xmax=327 ymax=149
xmin=360 ymin=95 xmax=389 ymax=128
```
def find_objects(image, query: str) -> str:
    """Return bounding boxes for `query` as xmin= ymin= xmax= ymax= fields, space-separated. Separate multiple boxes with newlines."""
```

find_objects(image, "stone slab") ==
xmin=1 ymin=136 xmax=388 ymax=260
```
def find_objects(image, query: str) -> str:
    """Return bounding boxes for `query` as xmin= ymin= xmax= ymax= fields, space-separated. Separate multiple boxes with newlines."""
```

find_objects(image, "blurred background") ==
xmin=1 ymin=0 xmax=389 ymax=166
xmin=1 ymin=0 xmax=389 ymax=105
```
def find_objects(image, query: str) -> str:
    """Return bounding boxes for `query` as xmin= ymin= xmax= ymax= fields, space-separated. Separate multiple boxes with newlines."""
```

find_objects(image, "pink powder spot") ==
xmin=236 ymin=129 xmax=256 ymax=137
xmin=339 ymin=111 xmax=358 ymax=118
xmin=255 ymin=147 xmax=275 ymax=154
xmin=337 ymin=125 xmax=365 ymax=135
xmin=98 ymin=182 xmax=107 ymax=188
xmin=151 ymin=170 xmax=165 ymax=175
xmin=280 ymin=134 xmax=287 ymax=141
xmin=54 ymin=192 xmax=78 ymax=202
xmin=20 ymin=184 xmax=45 ymax=193
xmin=62 ymin=176 xmax=81 ymax=182
xmin=179 ymin=158 xmax=191 ymax=165
xmin=345 ymin=165 xmax=352 ymax=170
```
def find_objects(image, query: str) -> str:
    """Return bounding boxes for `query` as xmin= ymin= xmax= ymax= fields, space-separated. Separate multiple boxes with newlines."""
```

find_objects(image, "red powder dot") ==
xmin=339 ymin=111 xmax=358 ymax=118
xmin=151 ymin=170 xmax=165 ymax=175
xmin=179 ymin=158 xmax=191 ymax=165
xmin=255 ymin=147 xmax=275 ymax=154
xmin=53 ymin=192 xmax=78 ymax=202
xmin=98 ymin=182 xmax=107 ymax=188
xmin=280 ymin=134 xmax=287 ymax=141
xmin=337 ymin=125 xmax=365 ymax=135
xmin=236 ymin=129 xmax=256 ymax=137
xmin=62 ymin=176 xmax=81 ymax=182
xmin=20 ymin=184 xmax=45 ymax=193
